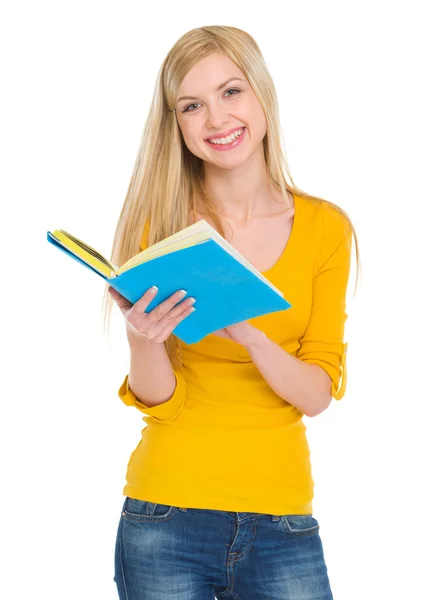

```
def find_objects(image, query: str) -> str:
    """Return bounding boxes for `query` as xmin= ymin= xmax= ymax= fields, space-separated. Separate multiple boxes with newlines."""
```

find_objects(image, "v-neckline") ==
xmin=260 ymin=192 xmax=298 ymax=276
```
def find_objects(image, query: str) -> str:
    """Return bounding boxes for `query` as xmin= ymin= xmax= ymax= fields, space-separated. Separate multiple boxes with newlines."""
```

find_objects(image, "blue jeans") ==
xmin=114 ymin=497 xmax=334 ymax=599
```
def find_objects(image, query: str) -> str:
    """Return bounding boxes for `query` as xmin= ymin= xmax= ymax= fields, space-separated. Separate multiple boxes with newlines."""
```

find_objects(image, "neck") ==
xmin=201 ymin=159 xmax=287 ymax=225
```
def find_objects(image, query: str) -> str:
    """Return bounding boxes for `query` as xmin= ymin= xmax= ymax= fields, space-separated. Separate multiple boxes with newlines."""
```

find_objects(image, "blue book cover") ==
xmin=47 ymin=221 xmax=292 ymax=344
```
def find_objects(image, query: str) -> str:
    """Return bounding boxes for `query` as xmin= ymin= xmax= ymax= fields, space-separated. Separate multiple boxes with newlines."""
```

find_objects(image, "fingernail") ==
xmin=150 ymin=286 xmax=158 ymax=294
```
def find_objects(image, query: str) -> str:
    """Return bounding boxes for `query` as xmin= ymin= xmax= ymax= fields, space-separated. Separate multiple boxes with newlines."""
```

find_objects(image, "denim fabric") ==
xmin=114 ymin=497 xmax=334 ymax=599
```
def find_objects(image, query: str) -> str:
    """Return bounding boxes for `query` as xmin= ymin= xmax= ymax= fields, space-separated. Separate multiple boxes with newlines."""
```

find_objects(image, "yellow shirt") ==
xmin=118 ymin=193 xmax=352 ymax=515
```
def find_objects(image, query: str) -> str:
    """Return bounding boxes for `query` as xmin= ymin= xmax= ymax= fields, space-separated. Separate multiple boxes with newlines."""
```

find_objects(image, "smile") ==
xmin=205 ymin=127 xmax=247 ymax=151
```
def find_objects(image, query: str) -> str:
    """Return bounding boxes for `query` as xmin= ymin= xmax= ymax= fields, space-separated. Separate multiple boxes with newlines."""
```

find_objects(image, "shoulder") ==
xmin=315 ymin=198 xmax=352 ymax=244
xmin=295 ymin=193 xmax=347 ymax=230
xmin=297 ymin=195 xmax=353 ymax=265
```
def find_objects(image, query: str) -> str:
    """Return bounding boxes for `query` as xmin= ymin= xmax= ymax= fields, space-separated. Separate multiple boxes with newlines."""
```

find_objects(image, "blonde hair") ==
xmin=101 ymin=25 xmax=362 ymax=371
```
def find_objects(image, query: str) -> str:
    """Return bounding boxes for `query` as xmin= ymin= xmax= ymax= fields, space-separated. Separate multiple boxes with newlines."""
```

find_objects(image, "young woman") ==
xmin=106 ymin=25 xmax=361 ymax=600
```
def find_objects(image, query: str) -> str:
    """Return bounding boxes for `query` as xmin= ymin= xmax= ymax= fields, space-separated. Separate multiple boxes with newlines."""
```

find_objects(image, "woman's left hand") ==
xmin=212 ymin=321 xmax=265 ymax=348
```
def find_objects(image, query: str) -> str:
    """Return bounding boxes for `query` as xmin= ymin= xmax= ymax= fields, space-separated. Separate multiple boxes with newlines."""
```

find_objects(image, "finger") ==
xmin=108 ymin=286 xmax=132 ymax=310
xmin=133 ymin=287 xmax=187 ymax=320
xmin=132 ymin=286 xmax=161 ymax=315
xmin=141 ymin=296 xmax=193 ymax=341
xmin=152 ymin=302 xmax=196 ymax=342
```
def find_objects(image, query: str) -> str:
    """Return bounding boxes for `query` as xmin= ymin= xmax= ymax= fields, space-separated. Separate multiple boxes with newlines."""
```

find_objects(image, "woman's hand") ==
xmin=108 ymin=285 xmax=196 ymax=344
xmin=212 ymin=321 xmax=266 ymax=348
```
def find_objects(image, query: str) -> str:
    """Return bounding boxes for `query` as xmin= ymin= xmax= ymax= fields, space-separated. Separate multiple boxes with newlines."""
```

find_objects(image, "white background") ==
xmin=1 ymin=1 xmax=444 ymax=598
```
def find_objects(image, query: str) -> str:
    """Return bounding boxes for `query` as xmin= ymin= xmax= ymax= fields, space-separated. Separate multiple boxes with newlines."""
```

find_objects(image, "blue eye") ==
xmin=182 ymin=88 xmax=241 ymax=113
xmin=183 ymin=103 xmax=199 ymax=114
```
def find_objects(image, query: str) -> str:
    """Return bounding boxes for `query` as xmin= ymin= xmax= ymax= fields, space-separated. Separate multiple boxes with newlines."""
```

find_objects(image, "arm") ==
xmin=245 ymin=203 xmax=353 ymax=417
xmin=117 ymin=218 xmax=187 ymax=423
xmin=118 ymin=328 xmax=187 ymax=423
xmin=245 ymin=333 xmax=333 ymax=417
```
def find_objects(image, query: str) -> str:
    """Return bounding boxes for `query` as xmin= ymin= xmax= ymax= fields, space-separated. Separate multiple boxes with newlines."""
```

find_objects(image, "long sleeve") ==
xmin=117 ymin=368 xmax=188 ymax=423
xmin=296 ymin=202 xmax=353 ymax=401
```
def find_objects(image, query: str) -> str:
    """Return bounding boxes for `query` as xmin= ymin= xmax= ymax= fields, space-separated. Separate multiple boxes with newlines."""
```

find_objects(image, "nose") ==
xmin=205 ymin=102 xmax=230 ymax=131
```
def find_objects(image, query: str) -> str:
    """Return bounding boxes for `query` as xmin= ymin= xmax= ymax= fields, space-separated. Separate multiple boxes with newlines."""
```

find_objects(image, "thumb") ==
xmin=212 ymin=329 xmax=227 ymax=338
xmin=108 ymin=286 xmax=133 ymax=311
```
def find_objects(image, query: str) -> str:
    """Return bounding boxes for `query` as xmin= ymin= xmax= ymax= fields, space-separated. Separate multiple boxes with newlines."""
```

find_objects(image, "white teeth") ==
xmin=208 ymin=127 xmax=244 ymax=145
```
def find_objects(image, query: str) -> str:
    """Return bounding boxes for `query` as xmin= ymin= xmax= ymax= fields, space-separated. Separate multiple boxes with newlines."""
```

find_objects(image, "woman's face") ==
xmin=174 ymin=53 xmax=267 ymax=169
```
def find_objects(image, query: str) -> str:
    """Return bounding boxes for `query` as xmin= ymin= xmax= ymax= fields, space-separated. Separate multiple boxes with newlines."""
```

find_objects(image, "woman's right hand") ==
xmin=108 ymin=285 xmax=196 ymax=344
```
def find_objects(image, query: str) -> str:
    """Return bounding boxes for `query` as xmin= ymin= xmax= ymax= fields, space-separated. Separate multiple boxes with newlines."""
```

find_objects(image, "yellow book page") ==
xmin=51 ymin=229 xmax=116 ymax=278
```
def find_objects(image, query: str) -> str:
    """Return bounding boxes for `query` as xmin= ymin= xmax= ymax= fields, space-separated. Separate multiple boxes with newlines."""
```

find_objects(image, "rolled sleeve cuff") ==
xmin=299 ymin=342 xmax=348 ymax=401
xmin=118 ymin=370 xmax=187 ymax=422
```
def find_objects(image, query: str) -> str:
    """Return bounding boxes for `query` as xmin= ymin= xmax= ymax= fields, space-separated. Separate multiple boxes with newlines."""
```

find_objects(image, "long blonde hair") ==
xmin=101 ymin=25 xmax=362 ymax=371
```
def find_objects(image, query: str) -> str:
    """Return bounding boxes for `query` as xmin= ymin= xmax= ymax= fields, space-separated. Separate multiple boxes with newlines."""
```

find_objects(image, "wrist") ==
xmin=244 ymin=330 xmax=268 ymax=350
xmin=126 ymin=325 xmax=158 ymax=347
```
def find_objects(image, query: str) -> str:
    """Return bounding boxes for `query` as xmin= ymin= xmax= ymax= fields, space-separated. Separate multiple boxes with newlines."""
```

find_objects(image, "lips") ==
xmin=204 ymin=126 xmax=247 ymax=151
xmin=205 ymin=126 xmax=245 ymax=141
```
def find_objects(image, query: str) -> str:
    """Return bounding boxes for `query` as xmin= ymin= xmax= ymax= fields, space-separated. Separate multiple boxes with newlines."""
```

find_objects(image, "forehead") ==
xmin=177 ymin=54 xmax=245 ymax=95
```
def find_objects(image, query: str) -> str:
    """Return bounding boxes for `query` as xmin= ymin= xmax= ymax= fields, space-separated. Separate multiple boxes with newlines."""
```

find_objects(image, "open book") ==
xmin=47 ymin=219 xmax=292 ymax=344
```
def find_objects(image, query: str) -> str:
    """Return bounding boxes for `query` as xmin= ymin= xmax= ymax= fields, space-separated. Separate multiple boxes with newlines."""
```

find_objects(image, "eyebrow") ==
xmin=176 ymin=77 xmax=246 ymax=104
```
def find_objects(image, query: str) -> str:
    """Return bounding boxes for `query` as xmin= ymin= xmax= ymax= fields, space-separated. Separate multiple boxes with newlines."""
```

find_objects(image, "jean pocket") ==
xmin=280 ymin=514 xmax=320 ymax=536
xmin=122 ymin=497 xmax=177 ymax=522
